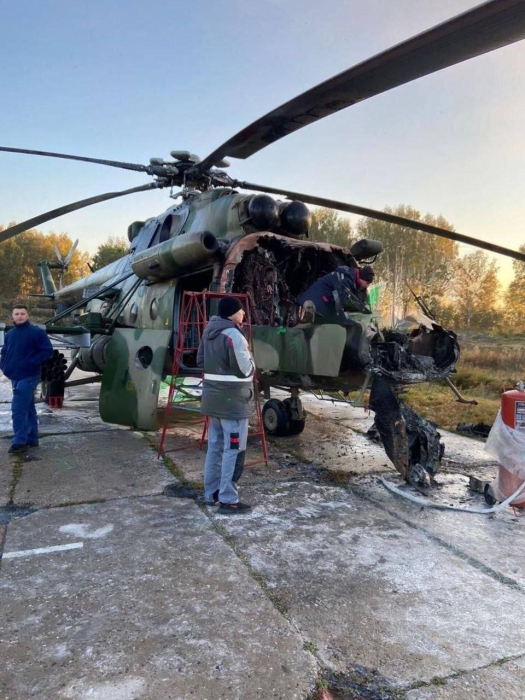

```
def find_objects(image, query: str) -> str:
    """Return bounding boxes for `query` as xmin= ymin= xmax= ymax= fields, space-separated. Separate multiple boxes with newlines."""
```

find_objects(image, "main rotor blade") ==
xmin=0 ymin=183 xmax=158 ymax=243
xmin=236 ymin=180 xmax=525 ymax=263
xmin=197 ymin=0 xmax=525 ymax=170
xmin=0 ymin=146 xmax=150 ymax=173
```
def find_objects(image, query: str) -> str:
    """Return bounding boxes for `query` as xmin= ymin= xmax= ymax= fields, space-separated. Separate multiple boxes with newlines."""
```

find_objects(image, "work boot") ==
xmin=218 ymin=502 xmax=251 ymax=515
xmin=8 ymin=444 xmax=28 ymax=454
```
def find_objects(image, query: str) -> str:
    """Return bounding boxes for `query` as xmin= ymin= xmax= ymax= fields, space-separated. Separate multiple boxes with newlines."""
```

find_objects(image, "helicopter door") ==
xmin=99 ymin=328 xmax=171 ymax=430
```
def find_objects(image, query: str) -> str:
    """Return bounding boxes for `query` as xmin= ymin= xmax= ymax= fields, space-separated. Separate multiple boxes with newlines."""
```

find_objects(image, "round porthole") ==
xmin=135 ymin=346 xmax=153 ymax=370
xmin=150 ymin=299 xmax=159 ymax=320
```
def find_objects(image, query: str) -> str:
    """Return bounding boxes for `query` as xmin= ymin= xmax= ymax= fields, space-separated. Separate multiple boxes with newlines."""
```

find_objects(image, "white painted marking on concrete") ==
xmin=62 ymin=677 xmax=147 ymax=699
xmin=3 ymin=542 xmax=83 ymax=559
xmin=59 ymin=523 xmax=114 ymax=539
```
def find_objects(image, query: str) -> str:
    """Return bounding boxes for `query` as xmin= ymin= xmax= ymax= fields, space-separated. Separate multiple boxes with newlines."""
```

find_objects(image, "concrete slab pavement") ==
xmin=405 ymin=657 xmax=525 ymax=699
xmin=1 ymin=497 xmax=315 ymax=699
xmin=213 ymin=480 xmax=525 ymax=687
xmin=354 ymin=474 xmax=525 ymax=590
xmin=2 ymin=377 xmax=525 ymax=699
xmin=14 ymin=429 xmax=169 ymax=507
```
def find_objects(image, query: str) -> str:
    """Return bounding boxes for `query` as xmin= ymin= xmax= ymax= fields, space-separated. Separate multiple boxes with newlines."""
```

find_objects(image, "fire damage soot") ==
xmin=232 ymin=236 xmax=457 ymax=483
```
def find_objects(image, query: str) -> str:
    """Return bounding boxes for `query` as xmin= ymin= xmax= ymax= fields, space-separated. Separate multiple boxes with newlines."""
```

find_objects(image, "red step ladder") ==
xmin=158 ymin=291 xmax=268 ymax=466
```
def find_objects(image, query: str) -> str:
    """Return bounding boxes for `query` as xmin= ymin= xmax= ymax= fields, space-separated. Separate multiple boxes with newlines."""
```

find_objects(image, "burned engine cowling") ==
xmin=335 ymin=312 xmax=459 ymax=383
xmin=371 ymin=316 xmax=459 ymax=383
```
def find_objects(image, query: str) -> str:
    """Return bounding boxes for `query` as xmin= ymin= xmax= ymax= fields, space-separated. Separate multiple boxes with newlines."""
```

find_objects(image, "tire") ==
xmin=262 ymin=399 xmax=290 ymax=437
xmin=283 ymin=398 xmax=306 ymax=435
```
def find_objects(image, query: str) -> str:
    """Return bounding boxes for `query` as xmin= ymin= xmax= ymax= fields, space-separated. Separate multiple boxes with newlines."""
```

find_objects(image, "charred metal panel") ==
xmin=369 ymin=375 xmax=444 ymax=483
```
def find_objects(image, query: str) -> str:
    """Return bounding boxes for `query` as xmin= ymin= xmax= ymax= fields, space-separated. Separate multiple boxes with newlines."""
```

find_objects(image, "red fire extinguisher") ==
xmin=491 ymin=382 xmax=525 ymax=506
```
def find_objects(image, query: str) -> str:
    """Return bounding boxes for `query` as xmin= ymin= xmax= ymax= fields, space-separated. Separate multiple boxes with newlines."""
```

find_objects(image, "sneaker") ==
xmin=28 ymin=442 xmax=39 ymax=448
xmin=8 ymin=444 xmax=28 ymax=454
xmin=218 ymin=502 xmax=251 ymax=515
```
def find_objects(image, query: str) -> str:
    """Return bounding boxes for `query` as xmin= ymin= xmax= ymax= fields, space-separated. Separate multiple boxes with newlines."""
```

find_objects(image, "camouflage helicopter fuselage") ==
xmin=38 ymin=186 xmax=459 ymax=440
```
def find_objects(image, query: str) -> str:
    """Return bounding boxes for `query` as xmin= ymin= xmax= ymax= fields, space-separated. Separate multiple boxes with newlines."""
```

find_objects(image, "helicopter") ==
xmin=1 ymin=0 xmax=525 ymax=485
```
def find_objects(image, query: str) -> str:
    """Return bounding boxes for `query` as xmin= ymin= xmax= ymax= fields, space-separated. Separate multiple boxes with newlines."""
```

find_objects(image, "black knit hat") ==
xmin=360 ymin=265 xmax=375 ymax=282
xmin=218 ymin=296 xmax=244 ymax=319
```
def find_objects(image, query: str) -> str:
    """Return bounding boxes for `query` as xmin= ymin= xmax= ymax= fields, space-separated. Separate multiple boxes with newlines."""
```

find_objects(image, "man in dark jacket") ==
xmin=197 ymin=296 xmax=255 ymax=514
xmin=297 ymin=265 xmax=374 ymax=323
xmin=0 ymin=304 xmax=53 ymax=453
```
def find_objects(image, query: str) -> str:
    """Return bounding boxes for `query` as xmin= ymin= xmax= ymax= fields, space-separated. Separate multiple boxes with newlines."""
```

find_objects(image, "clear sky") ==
xmin=1 ymin=0 xmax=524 ymax=286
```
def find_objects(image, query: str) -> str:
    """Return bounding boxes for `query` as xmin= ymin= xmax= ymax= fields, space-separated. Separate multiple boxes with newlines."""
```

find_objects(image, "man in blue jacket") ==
xmin=197 ymin=296 xmax=255 ymax=514
xmin=297 ymin=264 xmax=375 ymax=323
xmin=0 ymin=304 xmax=53 ymax=453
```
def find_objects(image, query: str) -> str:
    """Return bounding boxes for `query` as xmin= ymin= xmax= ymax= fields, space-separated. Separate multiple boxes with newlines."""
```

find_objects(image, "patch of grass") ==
xmin=403 ymin=383 xmax=500 ymax=432
xmin=152 ymin=445 xmax=187 ymax=482
xmin=8 ymin=458 xmax=25 ymax=503
xmin=402 ymin=333 xmax=525 ymax=431
xmin=303 ymin=641 xmax=318 ymax=654
xmin=56 ymin=498 xmax=106 ymax=508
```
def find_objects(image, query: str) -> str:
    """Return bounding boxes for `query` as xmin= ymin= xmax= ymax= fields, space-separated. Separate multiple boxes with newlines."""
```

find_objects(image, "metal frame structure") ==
xmin=158 ymin=291 xmax=268 ymax=466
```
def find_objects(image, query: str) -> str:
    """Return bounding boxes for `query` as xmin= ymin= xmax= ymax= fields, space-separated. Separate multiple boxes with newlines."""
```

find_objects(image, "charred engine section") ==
xmin=240 ymin=195 xmax=312 ymax=238
xmin=372 ymin=322 xmax=459 ymax=382
xmin=232 ymin=235 xmax=355 ymax=326
xmin=369 ymin=375 xmax=444 ymax=484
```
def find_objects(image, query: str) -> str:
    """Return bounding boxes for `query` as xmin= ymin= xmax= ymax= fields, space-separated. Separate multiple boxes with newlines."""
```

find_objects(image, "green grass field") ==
xmin=403 ymin=333 xmax=525 ymax=431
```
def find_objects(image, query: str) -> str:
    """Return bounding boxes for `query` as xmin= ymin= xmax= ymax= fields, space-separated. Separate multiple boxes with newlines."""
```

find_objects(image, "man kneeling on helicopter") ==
xmin=297 ymin=265 xmax=375 ymax=324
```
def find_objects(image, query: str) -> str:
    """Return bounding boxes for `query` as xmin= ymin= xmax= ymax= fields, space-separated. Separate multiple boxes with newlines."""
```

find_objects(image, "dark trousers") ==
xmin=11 ymin=375 xmax=40 ymax=446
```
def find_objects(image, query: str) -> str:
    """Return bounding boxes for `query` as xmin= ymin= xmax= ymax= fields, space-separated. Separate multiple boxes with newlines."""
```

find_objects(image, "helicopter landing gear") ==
xmin=262 ymin=399 xmax=290 ymax=436
xmin=262 ymin=390 xmax=306 ymax=437
xmin=283 ymin=396 xmax=306 ymax=435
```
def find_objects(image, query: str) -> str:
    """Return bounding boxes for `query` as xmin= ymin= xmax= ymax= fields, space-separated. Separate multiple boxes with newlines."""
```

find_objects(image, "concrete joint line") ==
xmin=357 ymin=487 xmax=524 ymax=592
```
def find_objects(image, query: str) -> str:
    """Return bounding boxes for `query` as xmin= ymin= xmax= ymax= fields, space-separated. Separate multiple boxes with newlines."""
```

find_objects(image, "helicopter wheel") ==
xmin=283 ymin=398 xmax=306 ymax=436
xmin=262 ymin=399 xmax=290 ymax=437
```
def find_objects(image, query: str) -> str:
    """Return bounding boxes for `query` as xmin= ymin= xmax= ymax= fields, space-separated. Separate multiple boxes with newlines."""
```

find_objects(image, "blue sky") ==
xmin=1 ymin=0 xmax=524 ymax=284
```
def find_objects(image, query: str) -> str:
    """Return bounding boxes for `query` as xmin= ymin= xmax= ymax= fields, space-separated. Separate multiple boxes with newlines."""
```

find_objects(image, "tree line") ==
xmin=309 ymin=206 xmax=521 ymax=333
xmin=0 ymin=226 xmax=128 ymax=303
